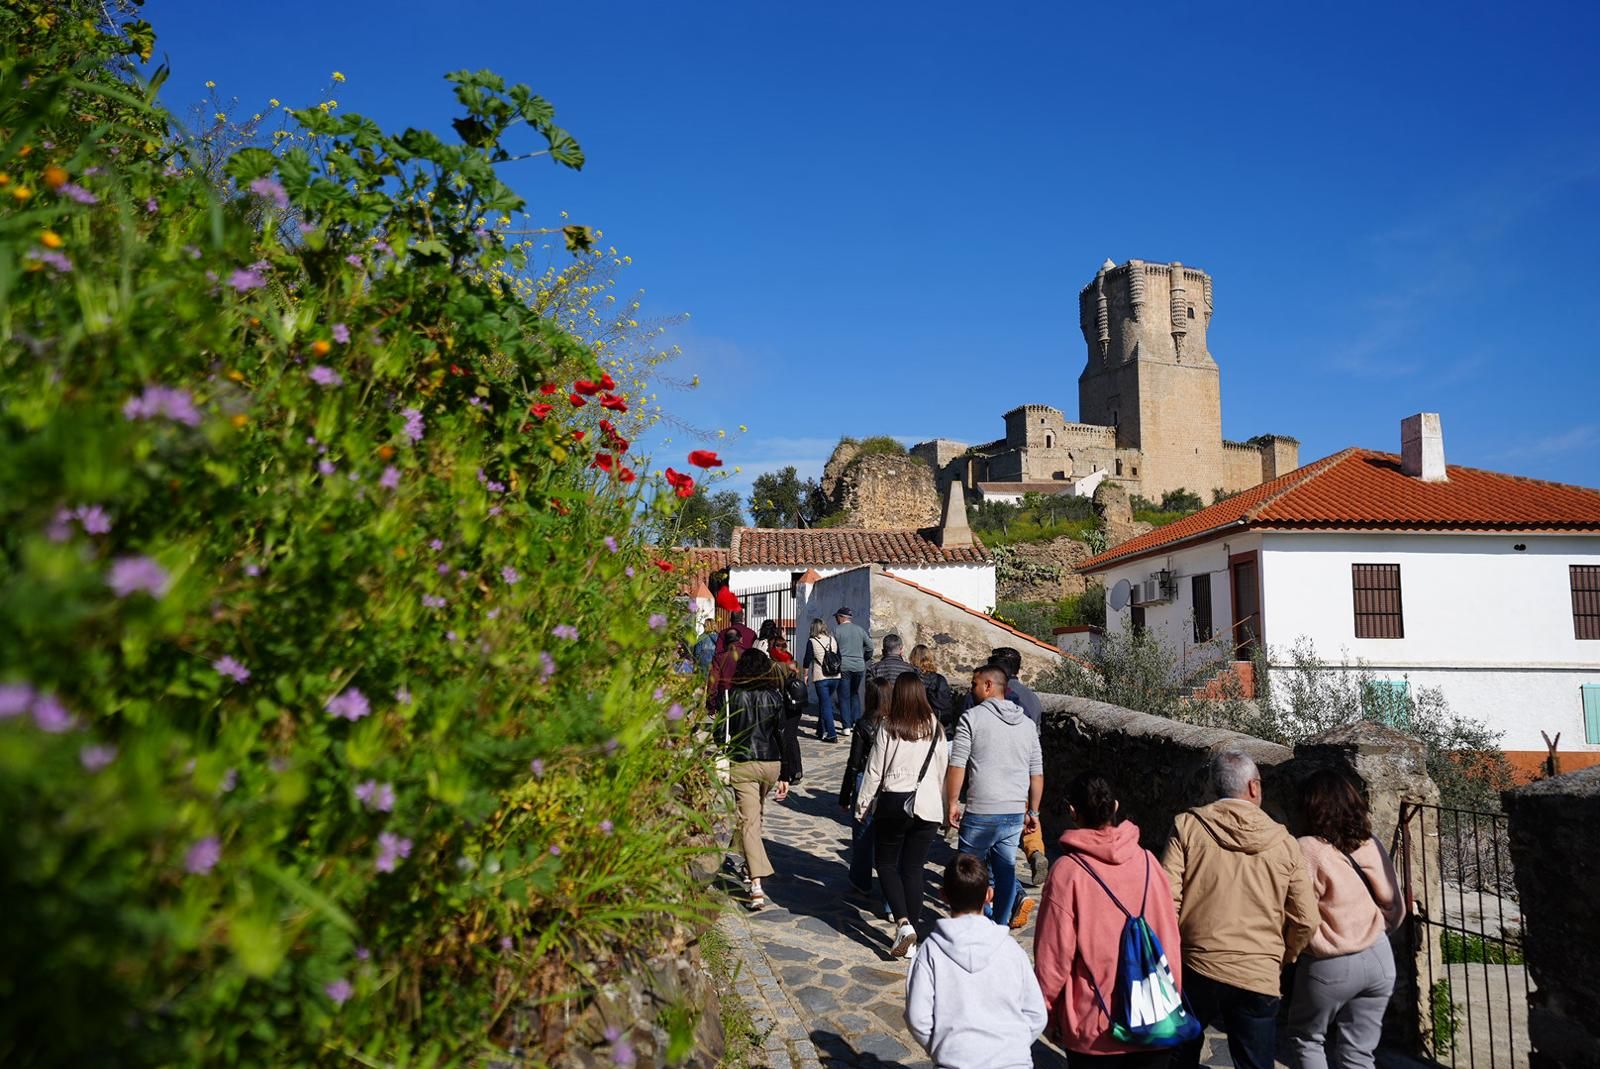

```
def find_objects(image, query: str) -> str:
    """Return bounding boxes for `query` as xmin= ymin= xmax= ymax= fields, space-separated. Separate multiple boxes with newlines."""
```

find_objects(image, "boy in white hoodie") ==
xmin=906 ymin=853 xmax=1047 ymax=1069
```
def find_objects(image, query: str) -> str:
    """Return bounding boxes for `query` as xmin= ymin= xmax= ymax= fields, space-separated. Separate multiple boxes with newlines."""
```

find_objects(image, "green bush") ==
xmin=0 ymin=5 xmax=716 ymax=1065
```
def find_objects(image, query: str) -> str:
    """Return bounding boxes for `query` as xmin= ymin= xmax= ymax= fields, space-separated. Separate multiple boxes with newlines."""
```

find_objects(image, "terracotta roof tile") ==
xmin=1080 ymin=449 xmax=1600 ymax=572
xmin=730 ymin=527 xmax=991 ymax=566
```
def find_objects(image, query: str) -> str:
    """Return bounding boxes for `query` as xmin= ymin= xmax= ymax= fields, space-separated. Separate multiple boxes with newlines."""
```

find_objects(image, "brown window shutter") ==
xmin=1574 ymin=565 xmax=1600 ymax=641
xmin=1353 ymin=563 xmax=1404 ymax=639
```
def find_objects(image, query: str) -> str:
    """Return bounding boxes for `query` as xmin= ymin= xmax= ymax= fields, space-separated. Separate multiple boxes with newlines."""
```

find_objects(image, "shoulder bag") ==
xmin=875 ymin=728 xmax=939 ymax=818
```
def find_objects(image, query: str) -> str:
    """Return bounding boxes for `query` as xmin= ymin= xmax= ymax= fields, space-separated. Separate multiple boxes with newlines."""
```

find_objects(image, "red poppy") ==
xmin=572 ymin=430 xmax=586 ymax=442
xmin=618 ymin=467 xmax=637 ymax=483
xmin=687 ymin=450 xmax=722 ymax=469
xmin=599 ymin=372 xmax=616 ymax=390
xmin=568 ymin=393 xmax=586 ymax=408
xmin=664 ymin=467 xmax=696 ymax=499
xmin=573 ymin=379 xmax=603 ymax=396
xmin=653 ymin=558 xmax=675 ymax=573
xmin=449 ymin=363 xmax=468 ymax=377
xmin=593 ymin=452 xmax=615 ymax=472
xmin=550 ymin=497 xmax=570 ymax=515
xmin=530 ymin=403 xmax=554 ymax=420
xmin=600 ymin=393 xmax=628 ymax=413
xmin=539 ymin=383 xmax=559 ymax=395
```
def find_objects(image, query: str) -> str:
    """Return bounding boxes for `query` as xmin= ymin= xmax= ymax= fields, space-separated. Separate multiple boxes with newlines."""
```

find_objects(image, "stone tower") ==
xmin=1077 ymin=259 xmax=1224 ymax=499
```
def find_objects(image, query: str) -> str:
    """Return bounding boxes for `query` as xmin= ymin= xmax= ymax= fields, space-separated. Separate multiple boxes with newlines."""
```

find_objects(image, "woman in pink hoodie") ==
xmin=1034 ymin=774 xmax=1186 ymax=1068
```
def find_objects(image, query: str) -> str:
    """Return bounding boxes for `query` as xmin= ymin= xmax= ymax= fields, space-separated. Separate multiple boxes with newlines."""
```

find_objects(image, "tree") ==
xmin=1158 ymin=488 xmax=1204 ymax=514
xmin=676 ymin=487 xmax=744 ymax=546
xmin=748 ymin=466 xmax=829 ymax=528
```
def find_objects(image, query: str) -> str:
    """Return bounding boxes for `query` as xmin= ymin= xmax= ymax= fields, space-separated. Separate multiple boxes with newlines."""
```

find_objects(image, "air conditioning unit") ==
xmin=1132 ymin=571 xmax=1176 ymax=606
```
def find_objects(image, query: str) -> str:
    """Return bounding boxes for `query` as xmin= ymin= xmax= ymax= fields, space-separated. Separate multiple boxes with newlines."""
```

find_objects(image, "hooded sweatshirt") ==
xmin=948 ymin=699 xmax=1042 ymax=815
xmin=1034 ymin=821 xmax=1187 ymax=1055
xmin=906 ymin=913 xmax=1047 ymax=1069
xmin=1297 ymin=835 xmax=1405 ymax=959
xmin=1160 ymin=798 xmax=1319 ymax=996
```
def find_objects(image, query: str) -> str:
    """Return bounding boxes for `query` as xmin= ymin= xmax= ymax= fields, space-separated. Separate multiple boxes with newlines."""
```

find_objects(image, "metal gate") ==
xmin=1395 ymin=801 xmax=1530 ymax=1069
xmin=736 ymin=583 xmax=799 ymax=648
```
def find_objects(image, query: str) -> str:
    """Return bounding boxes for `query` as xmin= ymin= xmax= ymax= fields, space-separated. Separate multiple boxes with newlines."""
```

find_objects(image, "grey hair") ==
xmin=1211 ymin=750 xmax=1260 ymax=799
xmin=882 ymin=633 xmax=903 ymax=656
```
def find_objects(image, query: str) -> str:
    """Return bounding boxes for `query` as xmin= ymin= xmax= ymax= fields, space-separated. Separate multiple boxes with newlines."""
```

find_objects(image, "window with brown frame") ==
xmin=1574 ymin=565 xmax=1600 ymax=640
xmin=1192 ymin=574 xmax=1213 ymax=643
xmin=1352 ymin=564 xmax=1404 ymax=639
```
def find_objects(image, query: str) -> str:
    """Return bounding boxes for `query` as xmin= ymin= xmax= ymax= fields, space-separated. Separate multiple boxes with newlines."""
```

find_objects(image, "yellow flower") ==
xmin=738 ymin=424 xmax=748 ymax=433
xmin=227 ymin=370 xmax=245 ymax=382
xmin=0 ymin=173 xmax=8 ymax=186
xmin=717 ymin=429 xmax=726 ymax=439
xmin=310 ymin=340 xmax=331 ymax=357
xmin=231 ymin=413 xmax=250 ymax=429
xmin=269 ymin=98 xmax=280 ymax=107
xmin=205 ymin=80 xmax=216 ymax=88
xmin=332 ymin=71 xmax=346 ymax=83
xmin=41 ymin=165 xmax=67 ymax=189
xmin=39 ymin=230 xmax=62 ymax=249
xmin=11 ymin=186 xmax=32 ymax=202
xmin=214 ymin=112 xmax=226 ymax=122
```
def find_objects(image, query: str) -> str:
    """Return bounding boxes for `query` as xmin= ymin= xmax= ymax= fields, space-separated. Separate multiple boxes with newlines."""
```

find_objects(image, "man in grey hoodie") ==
xmin=906 ymin=852 xmax=1046 ymax=1069
xmin=943 ymin=665 xmax=1043 ymax=930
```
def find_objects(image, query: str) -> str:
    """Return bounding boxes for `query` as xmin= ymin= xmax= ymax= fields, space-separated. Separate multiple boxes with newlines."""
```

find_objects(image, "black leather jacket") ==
xmin=838 ymin=712 xmax=881 ymax=810
xmin=719 ymin=685 xmax=788 ymax=771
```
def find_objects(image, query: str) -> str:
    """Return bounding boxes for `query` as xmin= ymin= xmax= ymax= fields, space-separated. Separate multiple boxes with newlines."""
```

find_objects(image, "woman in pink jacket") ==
xmin=1034 ymin=774 xmax=1186 ymax=1068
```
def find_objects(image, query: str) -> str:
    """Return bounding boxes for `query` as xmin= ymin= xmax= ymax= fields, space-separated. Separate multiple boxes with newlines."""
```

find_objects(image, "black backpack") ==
xmin=814 ymin=636 xmax=842 ymax=678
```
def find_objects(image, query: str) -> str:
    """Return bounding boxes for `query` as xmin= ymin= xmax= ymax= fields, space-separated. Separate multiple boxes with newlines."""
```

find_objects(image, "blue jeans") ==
xmin=814 ymin=678 xmax=840 ymax=738
xmin=958 ymin=812 xmax=1024 ymax=925
xmin=838 ymin=670 xmax=865 ymax=729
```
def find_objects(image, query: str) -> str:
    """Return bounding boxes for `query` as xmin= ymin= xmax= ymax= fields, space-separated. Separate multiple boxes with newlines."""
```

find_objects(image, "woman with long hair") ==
xmin=804 ymin=617 xmax=841 ymax=742
xmin=840 ymin=676 xmax=896 ymax=909
xmin=1034 ymin=773 xmax=1189 ymax=1067
xmin=1286 ymin=769 xmax=1404 ymax=1069
xmin=720 ymin=648 xmax=795 ymax=910
xmin=773 ymin=655 xmax=807 ymax=784
xmin=909 ymin=643 xmax=954 ymax=736
xmin=855 ymin=673 xmax=949 ymax=958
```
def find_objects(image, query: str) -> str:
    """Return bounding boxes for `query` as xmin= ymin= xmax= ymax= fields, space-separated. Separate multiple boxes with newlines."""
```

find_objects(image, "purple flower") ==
xmin=244 ymin=562 xmax=262 ymax=577
xmin=603 ymin=738 xmax=621 ymax=755
xmin=219 ymin=767 xmax=238 ymax=792
xmin=228 ymin=267 xmax=266 ymax=292
xmin=46 ymin=508 xmax=74 ymax=542
xmin=599 ymin=819 xmax=614 ymax=835
xmin=551 ymin=625 xmax=579 ymax=641
xmin=298 ymin=221 xmax=317 ymax=235
xmin=325 ymin=978 xmax=353 ymax=1006
xmin=445 ymin=630 xmax=458 ymax=643
xmin=539 ymin=651 xmax=556 ymax=682
xmin=666 ymin=703 xmax=685 ymax=722
xmin=58 ymin=182 xmax=99 ymax=205
xmin=375 ymin=831 xmax=412 ymax=872
xmin=0 ymin=683 xmax=34 ymax=719
xmin=613 ymin=1038 xmax=636 ymax=1067
xmin=331 ymin=322 xmax=350 ymax=344
xmin=604 ymin=1027 xmax=622 ymax=1044
xmin=124 ymin=385 xmax=201 ymax=426
xmin=530 ymin=758 xmax=545 ymax=777
xmin=355 ymin=779 xmax=396 ymax=812
xmin=355 ymin=946 xmax=371 ymax=962
xmin=379 ymin=466 xmax=400 ymax=489
xmin=345 ymin=253 xmax=363 ymax=267
xmin=309 ymin=365 xmax=343 ymax=387
xmin=422 ymin=594 xmax=445 ymax=609
xmin=317 ymin=459 xmax=337 ymax=476
xmin=145 ymin=197 xmax=158 ymax=214
xmin=184 ymin=837 xmax=221 ymax=875
xmin=625 ymin=566 xmax=635 ymax=578
xmin=182 ymin=243 xmax=201 ymax=258
xmin=501 ymin=566 xmax=520 ymax=585
xmin=80 ymin=743 xmax=118 ymax=771
xmin=401 ymin=407 xmax=424 ymax=443
xmin=486 ymin=479 xmax=505 ymax=493
xmin=428 ymin=538 xmax=444 ymax=552
xmin=326 ymin=687 xmax=370 ymax=722
xmin=394 ymin=686 xmax=411 ymax=705
xmin=436 ymin=562 xmax=451 ymax=576
xmin=549 ymin=845 xmax=561 ymax=856
xmin=213 ymin=656 xmax=251 ymax=683
xmin=499 ymin=935 xmax=514 ymax=952
xmin=108 ymin=556 xmax=170 ymax=598
xmin=487 ymin=505 xmax=502 ymax=517
xmin=603 ymin=536 xmax=619 ymax=554
xmin=653 ymin=686 xmax=669 ymax=702
xmin=248 ymin=176 xmax=289 ymax=209
xmin=31 ymin=247 xmax=72 ymax=273
xmin=75 ymin=505 xmax=111 ymax=535
xmin=486 ymin=607 xmax=501 ymax=620
xmin=31 ymin=693 xmax=75 ymax=733
xmin=648 ymin=613 xmax=667 ymax=632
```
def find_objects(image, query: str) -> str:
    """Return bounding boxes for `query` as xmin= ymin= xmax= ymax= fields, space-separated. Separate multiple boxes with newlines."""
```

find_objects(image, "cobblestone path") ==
xmin=717 ymin=730 xmax=1250 ymax=1069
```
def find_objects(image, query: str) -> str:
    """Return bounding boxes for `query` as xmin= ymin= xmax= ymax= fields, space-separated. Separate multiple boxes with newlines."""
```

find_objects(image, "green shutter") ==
xmin=1362 ymin=680 xmax=1411 ymax=728
xmin=1583 ymin=685 xmax=1600 ymax=746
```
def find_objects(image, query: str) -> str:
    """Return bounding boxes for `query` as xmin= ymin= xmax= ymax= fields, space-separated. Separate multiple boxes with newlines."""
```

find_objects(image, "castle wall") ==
xmin=910 ymin=438 xmax=972 ymax=495
xmin=1223 ymin=441 xmax=1267 ymax=494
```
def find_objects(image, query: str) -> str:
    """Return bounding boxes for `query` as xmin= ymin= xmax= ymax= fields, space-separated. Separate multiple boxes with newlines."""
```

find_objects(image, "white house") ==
xmin=1078 ymin=414 xmax=1600 ymax=777
xmin=974 ymin=470 xmax=1107 ymax=507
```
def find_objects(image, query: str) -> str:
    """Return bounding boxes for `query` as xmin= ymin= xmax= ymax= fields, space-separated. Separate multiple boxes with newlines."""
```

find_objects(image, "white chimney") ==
xmin=1400 ymin=413 xmax=1447 ymax=482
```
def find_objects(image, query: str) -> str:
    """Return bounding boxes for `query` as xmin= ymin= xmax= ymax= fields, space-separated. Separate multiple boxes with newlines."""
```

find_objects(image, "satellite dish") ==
xmin=1108 ymin=578 xmax=1131 ymax=612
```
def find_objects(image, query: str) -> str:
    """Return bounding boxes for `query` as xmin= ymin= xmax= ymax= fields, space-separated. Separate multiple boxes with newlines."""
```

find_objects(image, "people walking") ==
xmin=704 ymin=626 xmax=743 ymax=713
xmin=1035 ymin=774 xmax=1191 ymax=1068
xmin=987 ymin=647 xmax=1049 ymax=890
xmin=909 ymin=643 xmax=954 ymax=736
xmin=867 ymin=633 xmax=916 ymax=684
xmin=832 ymin=607 xmax=872 ymax=736
xmin=906 ymin=853 xmax=1048 ymax=1069
xmin=728 ymin=610 xmax=757 ymax=651
xmin=692 ymin=619 xmax=719 ymax=673
xmin=719 ymin=649 xmax=794 ymax=910
xmin=840 ymin=677 xmax=896 ymax=917
xmin=855 ymin=673 xmax=949 ymax=958
xmin=756 ymin=618 xmax=782 ymax=654
xmin=1162 ymin=750 xmax=1319 ymax=1069
xmin=774 ymin=655 xmax=808 ymax=785
xmin=943 ymin=665 xmax=1043 ymax=933
xmin=1286 ymin=769 xmax=1405 ymax=1069
xmin=804 ymin=618 xmax=842 ymax=742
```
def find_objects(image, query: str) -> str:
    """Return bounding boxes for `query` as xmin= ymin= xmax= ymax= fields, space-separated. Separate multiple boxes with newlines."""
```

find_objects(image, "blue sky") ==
xmin=145 ymin=1 xmax=1600 ymax=498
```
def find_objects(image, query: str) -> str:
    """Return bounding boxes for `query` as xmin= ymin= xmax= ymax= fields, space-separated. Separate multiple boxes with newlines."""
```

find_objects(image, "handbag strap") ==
xmin=912 ymin=726 xmax=938 ymax=786
xmin=1343 ymin=842 xmax=1379 ymax=904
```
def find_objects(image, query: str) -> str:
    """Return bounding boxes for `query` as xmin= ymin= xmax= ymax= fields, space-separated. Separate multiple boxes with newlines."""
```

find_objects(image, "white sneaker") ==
xmin=890 ymin=923 xmax=917 ymax=958
xmin=840 ymin=728 xmax=852 ymax=738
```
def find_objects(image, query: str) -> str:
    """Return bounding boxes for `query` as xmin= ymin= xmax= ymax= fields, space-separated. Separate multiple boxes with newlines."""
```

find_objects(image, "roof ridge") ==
xmin=880 ymin=570 xmax=1060 ymax=656
xmin=1240 ymin=447 xmax=1362 ymax=523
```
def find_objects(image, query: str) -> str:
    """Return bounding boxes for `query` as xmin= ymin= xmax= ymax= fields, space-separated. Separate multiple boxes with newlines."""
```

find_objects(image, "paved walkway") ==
xmin=717 ymin=729 xmax=1245 ymax=1069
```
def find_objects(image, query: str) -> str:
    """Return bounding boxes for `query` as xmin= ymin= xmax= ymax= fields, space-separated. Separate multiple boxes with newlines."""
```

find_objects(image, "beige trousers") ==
xmin=730 ymin=760 xmax=781 ymax=879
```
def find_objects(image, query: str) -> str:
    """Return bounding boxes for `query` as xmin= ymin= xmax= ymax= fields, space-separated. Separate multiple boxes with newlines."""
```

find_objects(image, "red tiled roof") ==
xmin=881 ymin=572 xmax=1060 ymax=657
xmin=730 ymin=527 xmax=991 ymax=566
xmin=674 ymin=546 xmax=729 ymax=596
xmin=1080 ymin=448 xmax=1600 ymax=571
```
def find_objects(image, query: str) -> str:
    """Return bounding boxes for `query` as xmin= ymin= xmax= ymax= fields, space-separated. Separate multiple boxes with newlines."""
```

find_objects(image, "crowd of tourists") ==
xmin=699 ymin=604 xmax=1405 ymax=1069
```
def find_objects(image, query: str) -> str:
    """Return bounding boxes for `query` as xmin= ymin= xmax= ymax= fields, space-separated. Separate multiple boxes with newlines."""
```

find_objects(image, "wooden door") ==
xmin=1230 ymin=552 xmax=1261 ymax=660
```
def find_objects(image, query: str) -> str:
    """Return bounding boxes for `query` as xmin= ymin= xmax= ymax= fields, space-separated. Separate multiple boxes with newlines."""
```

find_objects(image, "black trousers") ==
xmin=871 ymin=795 xmax=938 ymax=926
xmin=1173 ymin=968 xmax=1280 ymax=1069
xmin=780 ymin=714 xmax=802 ymax=780
xmin=1066 ymin=1052 xmax=1175 ymax=1069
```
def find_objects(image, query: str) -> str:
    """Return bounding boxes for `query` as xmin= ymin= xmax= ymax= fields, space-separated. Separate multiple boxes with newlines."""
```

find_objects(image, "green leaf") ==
xmin=254 ymin=862 xmax=359 ymax=936
xmin=224 ymin=148 xmax=277 ymax=184
xmin=229 ymin=915 xmax=288 ymax=978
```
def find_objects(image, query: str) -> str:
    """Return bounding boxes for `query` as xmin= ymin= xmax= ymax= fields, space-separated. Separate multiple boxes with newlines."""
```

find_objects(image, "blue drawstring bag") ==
xmin=1070 ymin=853 xmax=1202 ymax=1048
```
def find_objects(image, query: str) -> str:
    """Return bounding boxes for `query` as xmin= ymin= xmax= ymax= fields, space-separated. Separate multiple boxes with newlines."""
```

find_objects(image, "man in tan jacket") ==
xmin=1162 ymin=750 xmax=1318 ymax=1069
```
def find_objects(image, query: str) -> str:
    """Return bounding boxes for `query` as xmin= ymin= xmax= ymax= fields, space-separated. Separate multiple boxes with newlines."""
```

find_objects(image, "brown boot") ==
xmin=1008 ymin=897 xmax=1036 ymax=930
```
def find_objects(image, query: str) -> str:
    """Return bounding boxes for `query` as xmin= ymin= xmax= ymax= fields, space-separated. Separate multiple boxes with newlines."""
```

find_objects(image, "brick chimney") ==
xmin=935 ymin=480 xmax=974 ymax=548
xmin=1400 ymin=413 xmax=1447 ymax=482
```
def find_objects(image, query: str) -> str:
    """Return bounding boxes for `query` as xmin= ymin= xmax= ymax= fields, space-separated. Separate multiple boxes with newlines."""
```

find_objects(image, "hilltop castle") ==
xmin=913 ymin=259 xmax=1298 ymax=503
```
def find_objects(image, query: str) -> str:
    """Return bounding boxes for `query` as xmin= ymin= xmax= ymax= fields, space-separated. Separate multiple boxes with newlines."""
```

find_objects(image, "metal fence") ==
xmin=1395 ymin=802 xmax=1529 ymax=1069
xmin=736 ymin=583 xmax=799 ymax=648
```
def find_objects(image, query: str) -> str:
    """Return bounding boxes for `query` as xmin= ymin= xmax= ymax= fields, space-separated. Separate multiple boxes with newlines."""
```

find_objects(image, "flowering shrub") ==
xmin=0 ymin=4 xmax=719 ymax=1064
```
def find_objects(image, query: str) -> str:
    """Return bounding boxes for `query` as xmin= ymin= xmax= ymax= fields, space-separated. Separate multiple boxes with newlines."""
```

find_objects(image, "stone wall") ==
xmin=837 ymin=452 xmax=940 ymax=530
xmin=1503 ymin=765 xmax=1600 ymax=1069
xmin=1091 ymin=480 xmax=1153 ymax=548
xmin=997 ymin=536 xmax=1093 ymax=601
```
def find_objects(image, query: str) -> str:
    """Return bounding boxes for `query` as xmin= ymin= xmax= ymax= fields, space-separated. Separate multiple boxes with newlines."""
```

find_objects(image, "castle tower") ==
xmin=1077 ymin=259 xmax=1224 ymax=499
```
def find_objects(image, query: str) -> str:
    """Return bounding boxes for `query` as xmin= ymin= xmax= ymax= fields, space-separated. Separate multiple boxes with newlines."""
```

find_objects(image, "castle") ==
xmin=913 ymin=259 xmax=1298 ymax=502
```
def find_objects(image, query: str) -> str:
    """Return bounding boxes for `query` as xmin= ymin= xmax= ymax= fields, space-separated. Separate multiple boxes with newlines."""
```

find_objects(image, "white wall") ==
xmin=732 ymin=562 xmax=995 ymax=615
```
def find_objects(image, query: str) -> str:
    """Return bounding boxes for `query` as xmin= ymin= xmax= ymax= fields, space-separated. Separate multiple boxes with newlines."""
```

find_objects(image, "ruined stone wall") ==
xmin=1092 ymin=480 xmax=1153 ymax=547
xmin=1504 ymin=765 xmax=1600 ymax=1069
xmin=909 ymin=439 xmax=970 ymax=494
xmin=819 ymin=439 xmax=862 ymax=502
xmin=836 ymin=452 xmax=940 ymax=530
xmin=997 ymin=536 xmax=1093 ymax=601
